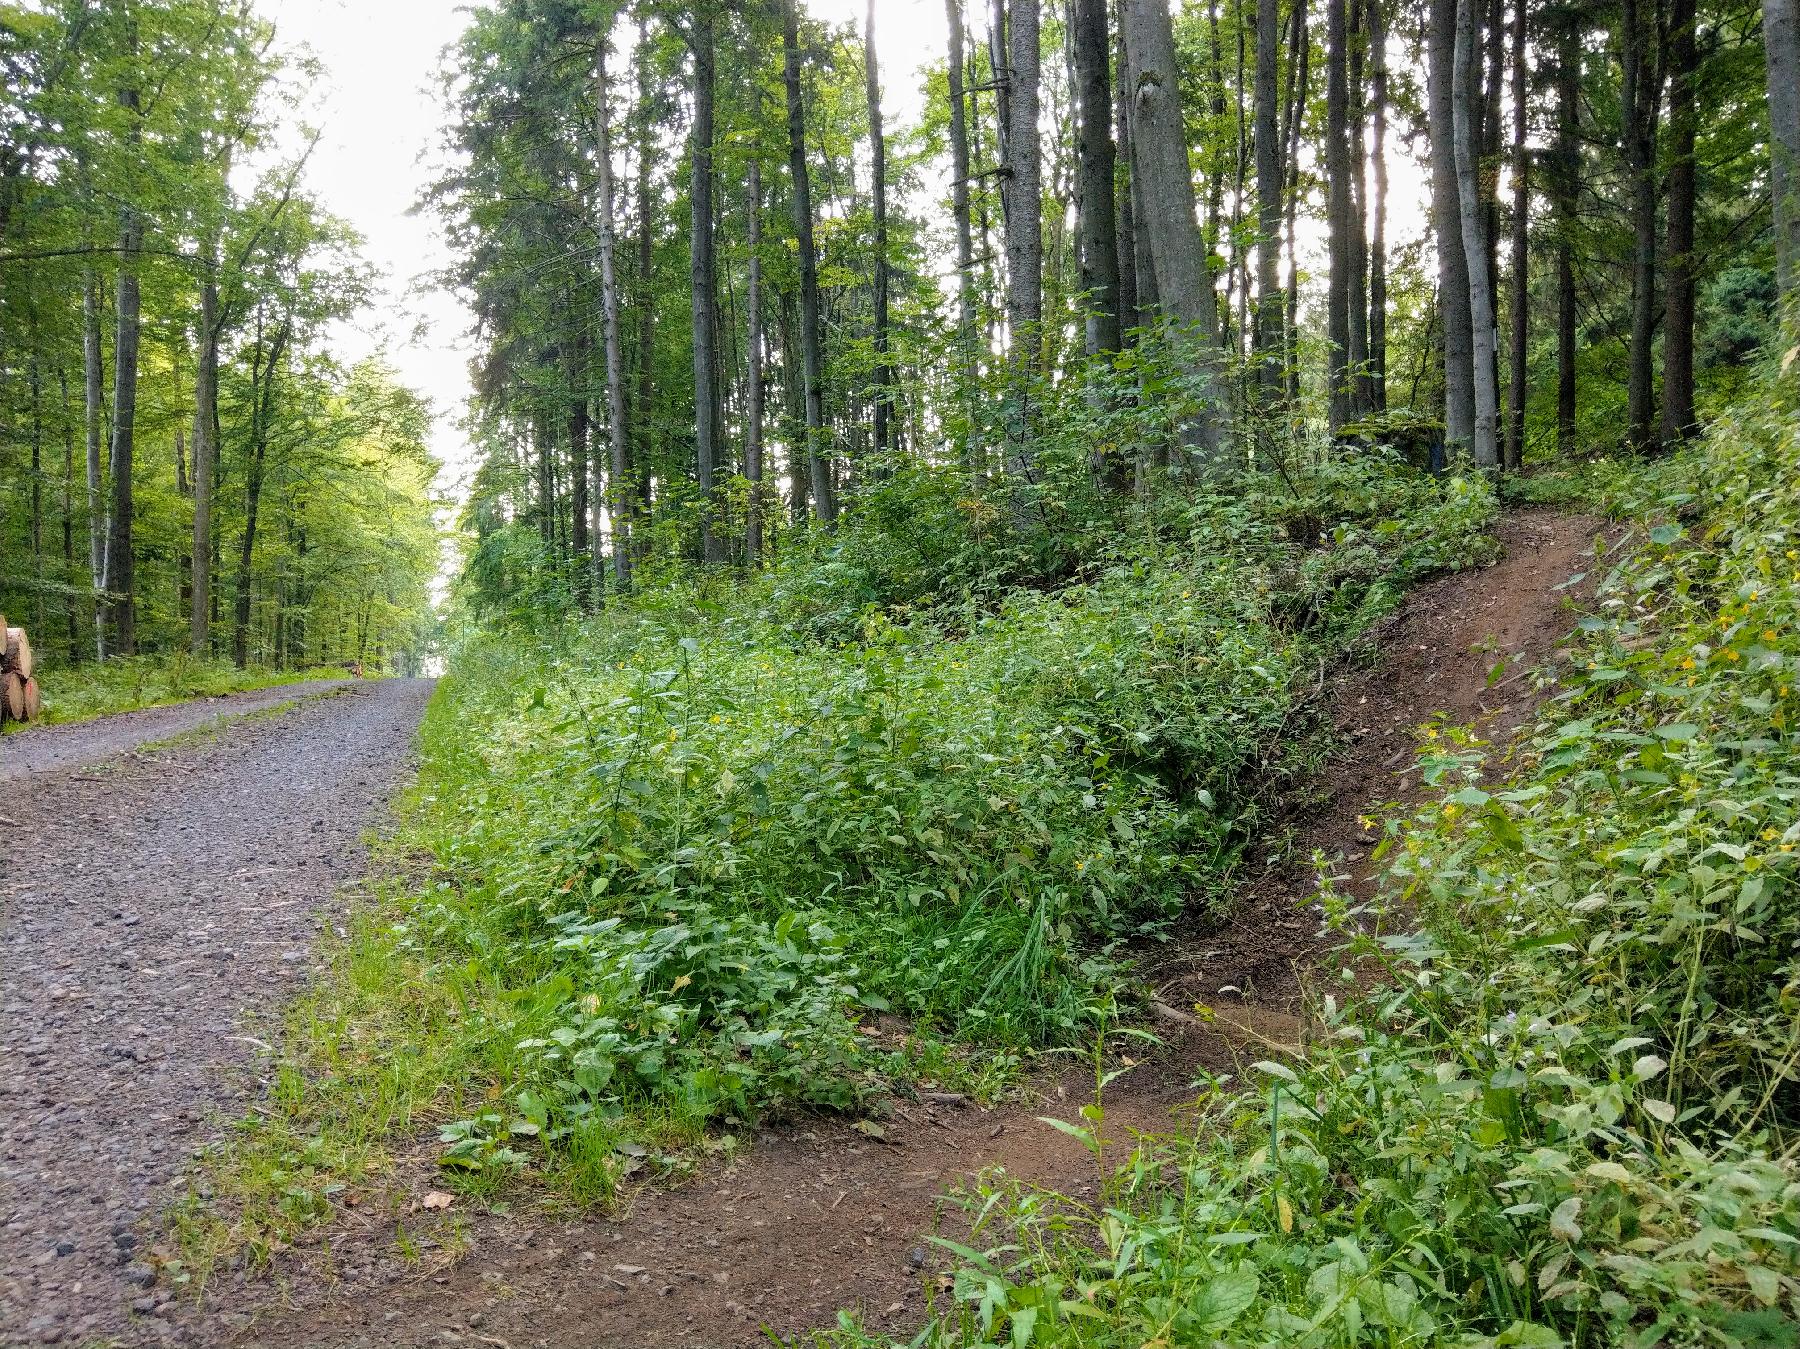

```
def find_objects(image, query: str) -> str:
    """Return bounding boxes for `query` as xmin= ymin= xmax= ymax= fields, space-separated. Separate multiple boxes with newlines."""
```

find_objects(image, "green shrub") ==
xmin=831 ymin=371 xmax=1800 ymax=1347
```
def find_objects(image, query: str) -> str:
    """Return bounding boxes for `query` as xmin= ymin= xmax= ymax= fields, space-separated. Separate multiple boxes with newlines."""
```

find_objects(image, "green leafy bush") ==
xmin=834 ymin=370 xmax=1800 ymax=1348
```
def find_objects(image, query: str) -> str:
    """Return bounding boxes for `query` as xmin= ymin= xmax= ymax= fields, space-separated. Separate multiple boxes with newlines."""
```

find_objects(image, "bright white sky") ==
xmin=253 ymin=0 xmax=1428 ymax=495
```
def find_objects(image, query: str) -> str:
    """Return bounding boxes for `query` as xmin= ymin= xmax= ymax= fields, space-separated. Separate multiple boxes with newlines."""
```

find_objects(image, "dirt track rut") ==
xmin=0 ymin=679 xmax=433 ymax=1347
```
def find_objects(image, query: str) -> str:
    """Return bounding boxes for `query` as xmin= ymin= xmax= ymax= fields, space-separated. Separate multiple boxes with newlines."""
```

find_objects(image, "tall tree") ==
xmin=688 ymin=5 xmax=723 ymax=563
xmin=1661 ymin=0 xmax=1699 ymax=445
xmin=1122 ymin=0 xmax=1227 ymax=460
xmin=1768 ymin=0 xmax=1800 ymax=304
xmin=1252 ymin=0 xmax=1284 ymax=393
xmin=1367 ymin=0 xmax=1389 ymax=410
xmin=1325 ymin=0 xmax=1354 ymax=429
xmin=1002 ymin=0 xmax=1045 ymax=485
xmin=865 ymin=0 xmax=894 ymax=459
xmin=1073 ymin=0 xmax=1123 ymax=357
xmin=105 ymin=73 xmax=145 ymax=656
xmin=1505 ymin=0 xmax=1528 ymax=470
xmin=1554 ymin=6 xmax=1580 ymax=450
xmin=745 ymin=126 xmax=766 ymax=566
xmin=593 ymin=25 xmax=630 ymax=587
xmin=1619 ymin=0 xmax=1662 ymax=451
xmin=944 ymin=0 xmax=981 ymax=461
xmin=781 ymin=0 xmax=834 ymax=523
xmin=1429 ymin=0 xmax=1477 ymax=454
xmin=1453 ymin=0 xmax=1500 ymax=466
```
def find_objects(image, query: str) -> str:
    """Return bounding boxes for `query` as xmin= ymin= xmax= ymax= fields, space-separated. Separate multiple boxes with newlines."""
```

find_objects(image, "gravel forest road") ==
xmin=0 ymin=679 xmax=434 ymax=1347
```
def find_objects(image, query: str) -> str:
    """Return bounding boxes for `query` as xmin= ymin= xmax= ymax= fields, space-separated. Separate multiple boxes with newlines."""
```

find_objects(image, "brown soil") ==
xmin=180 ymin=509 xmax=1612 ymax=1349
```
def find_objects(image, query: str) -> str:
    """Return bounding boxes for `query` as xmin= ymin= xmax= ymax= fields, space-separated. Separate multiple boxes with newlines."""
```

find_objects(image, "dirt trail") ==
xmin=207 ymin=510 xmax=1611 ymax=1349
xmin=0 ymin=679 xmax=358 ymax=783
xmin=0 ymin=679 xmax=434 ymax=1347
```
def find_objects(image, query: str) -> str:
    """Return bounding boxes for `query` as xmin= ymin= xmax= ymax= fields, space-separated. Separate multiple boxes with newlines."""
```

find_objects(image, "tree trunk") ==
xmin=1620 ymin=0 xmax=1660 ymax=452
xmin=633 ymin=12 xmax=656 ymax=538
xmin=82 ymin=267 xmax=105 ymax=661
xmin=1122 ymin=0 xmax=1227 ymax=461
xmin=1282 ymin=0 xmax=1309 ymax=405
xmin=1252 ymin=0 xmax=1283 ymax=393
xmin=192 ymin=220 xmax=220 ymax=655
xmin=1555 ymin=9 xmax=1579 ymax=450
xmin=596 ymin=29 xmax=631 ymax=588
xmin=1429 ymin=0 xmax=1476 ymax=453
xmin=106 ymin=208 xmax=143 ymax=656
xmin=690 ymin=8 xmax=723 ymax=563
xmin=1074 ymin=0 xmax=1123 ymax=357
xmin=1347 ymin=0 xmax=1371 ymax=414
xmin=746 ymin=147 xmax=766 ymax=565
xmin=568 ymin=317 xmax=591 ymax=564
xmin=945 ymin=0 xmax=981 ymax=470
xmin=1326 ymin=0 xmax=1354 ymax=429
xmin=1661 ymin=0 xmax=1698 ymax=446
xmin=782 ymin=0 xmax=835 ymax=523
xmin=1368 ymin=0 xmax=1389 ymax=411
xmin=58 ymin=366 xmax=78 ymax=658
xmin=1767 ymin=0 xmax=1800 ymax=304
xmin=1453 ymin=0 xmax=1499 ymax=466
xmin=1002 ymin=0 xmax=1045 ymax=488
xmin=865 ymin=0 xmax=894 ymax=461
xmin=234 ymin=323 xmax=290 ymax=669
xmin=1505 ymin=0 xmax=1528 ymax=470
xmin=1114 ymin=4 xmax=1144 ymax=338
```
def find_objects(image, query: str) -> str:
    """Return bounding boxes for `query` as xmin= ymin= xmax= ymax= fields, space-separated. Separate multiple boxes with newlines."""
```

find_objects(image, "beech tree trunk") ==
xmin=82 ymin=267 xmax=105 ymax=661
xmin=1506 ymin=0 xmax=1528 ymax=471
xmin=689 ymin=8 xmax=723 ymax=563
xmin=1661 ymin=0 xmax=1699 ymax=446
xmin=865 ymin=0 xmax=894 ymax=460
xmin=595 ymin=31 xmax=631 ymax=588
xmin=1429 ymin=0 xmax=1476 ymax=454
xmin=1325 ymin=0 xmax=1354 ymax=429
xmin=1074 ymin=0 xmax=1123 ymax=357
xmin=746 ymin=150 xmax=766 ymax=566
xmin=945 ymin=0 xmax=981 ymax=471
xmin=1620 ymin=0 xmax=1661 ymax=451
xmin=1555 ymin=10 xmax=1579 ymax=450
xmin=1122 ymin=0 xmax=1227 ymax=461
xmin=1252 ymin=0 xmax=1283 ymax=393
xmin=1453 ymin=0 xmax=1499 ymax=466
xmin=1347 ymin=0 xmax=1370 ymax=414
xmin=1767 ymin=0 xmax=1800 ymax=304
xmin=1368 ymin=0 xmax=1389 ymax=411
xmin=106 ymin=207 xmax=143 ymax=655
xmin=1002 ymin=0 xmax=1044 ymax=485
xmin=782 ymin=0 xmax=834 ymax=523
xmin=191 ymin=218 xmax=220 ymax=655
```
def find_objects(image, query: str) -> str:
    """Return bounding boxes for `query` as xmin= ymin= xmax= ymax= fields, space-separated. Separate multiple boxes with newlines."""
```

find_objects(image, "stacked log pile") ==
xmin=1 ymin=617 xmax=41 ymax=724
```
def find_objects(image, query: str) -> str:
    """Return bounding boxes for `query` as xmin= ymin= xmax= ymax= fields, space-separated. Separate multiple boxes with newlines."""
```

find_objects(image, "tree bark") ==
xmin=633 ymin=11 xmax=656 ymax=535
xmin=865 ymin=0 xmax=894 ymax=462
xmin=746 ymin=144 xmax=766 ymax=565
xmin=946 ymin=0 xmax=982 ymax=470
xmin=192 ymin=219 xmax=220 ymax=655
xmin=595 ymin=29 xmax=631 ymax=588
xmin=1122 ymin=0 xmax=1227 ymax=461
xmin=1619 ymin=0 xmax=1661 ymax=452
xmin=1368 ymin=0 xmax=1389 ymax=411
xmin=1429 ymin=0 xmax=1476 ymax=453
xmin=1453 ymin=0 xmax=1500 ymax=466
xmin=690 ymin=7 xmax=723 ymax=562
xmin=1767 ymin=0 xmax=1800 ymax=304
xmin=106 ymin=208 xmax=143 ymax=656
xmin=1252 ymin=0 xmax=1283 ymax=393
xmin=82 ymin=267 xmax=105 ymax=661
xmin=568 ymin=316 xmax=591 ymax=563
xmin=1114 ymin=3 xmax=1144 ymax=337
xmin=1282 ymin=0 xmax=1309 ymax=404
xmin=1074 ymin=0 xmax=1123 ymax=357
xmin=1661 ymin=0 xmax=1698 ymax=446
xmin=1555 ymin=8 xmax=1579 ymax=450
xmin=1347 ymin=0 xmax=1370 ymax=414
xmin=782 ymin=0 xmax=835 ymax=523
xmin=1325 ymin=0 xmax=1354 ymax=429
xmin=1002 ymin=0 xmax=1045 ymax=490
xmin=1505 ymin=0 xmax=1528 ymax=470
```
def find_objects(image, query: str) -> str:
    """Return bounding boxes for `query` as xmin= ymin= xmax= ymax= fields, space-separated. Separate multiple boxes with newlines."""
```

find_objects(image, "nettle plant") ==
xmin=834 ymin=374 xmax=1800 ymax=1349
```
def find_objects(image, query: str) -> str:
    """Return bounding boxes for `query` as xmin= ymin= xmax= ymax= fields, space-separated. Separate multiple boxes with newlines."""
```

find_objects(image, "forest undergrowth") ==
xmin=820 ymin=372 xmax=1800 ymax=1346
xmin=172 ymin=401 xmax=1501 ymax=1275
xmin=2 ymin=654 xmax=361 ymax=729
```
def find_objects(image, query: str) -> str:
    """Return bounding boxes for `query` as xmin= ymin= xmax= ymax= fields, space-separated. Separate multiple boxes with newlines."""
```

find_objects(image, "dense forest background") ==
xmin=424 ymin=0 xmax=1796 ymax=618
xmin=0 ymin=1 xmax=441 ymax=680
